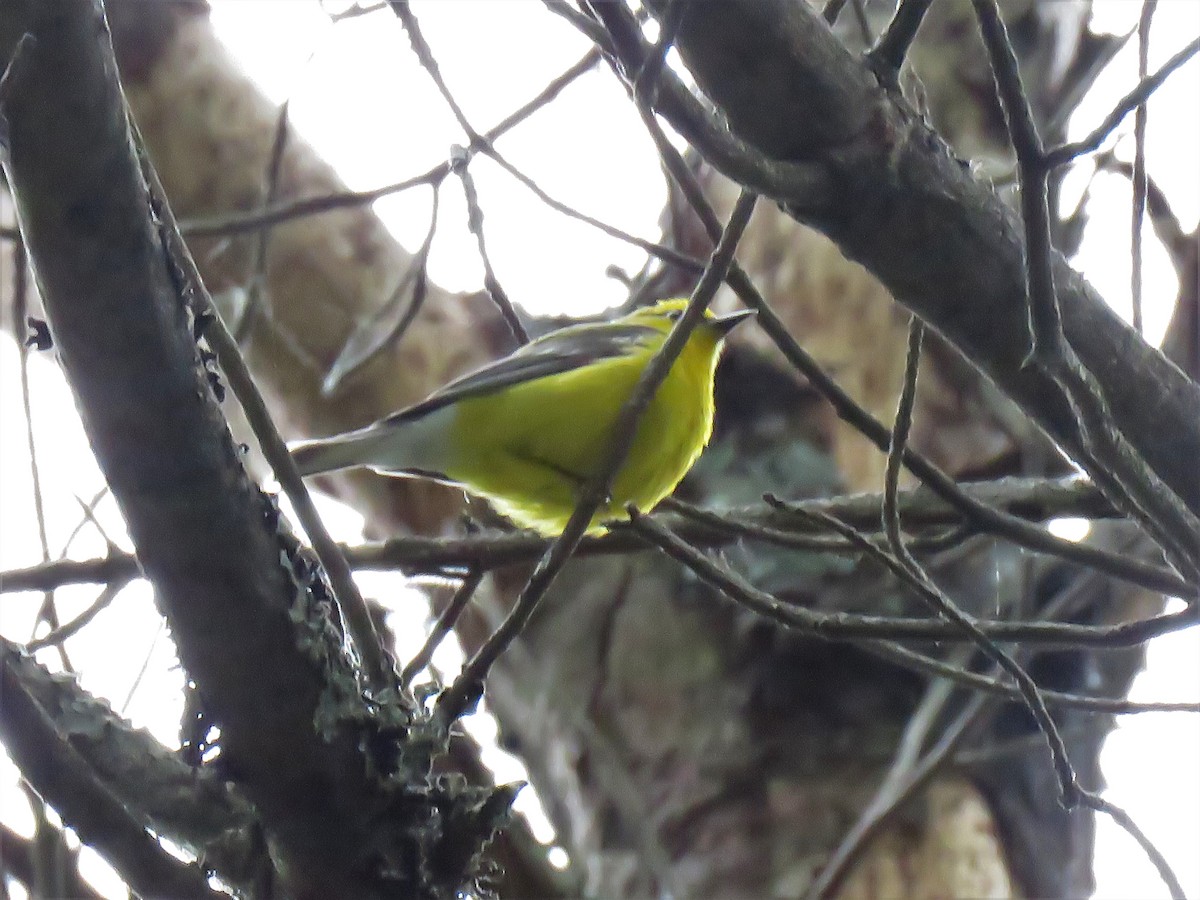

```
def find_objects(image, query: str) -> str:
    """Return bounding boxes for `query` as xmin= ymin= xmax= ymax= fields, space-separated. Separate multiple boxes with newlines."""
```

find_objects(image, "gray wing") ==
xmin=383 ymin=320 xmax=656 ymax=425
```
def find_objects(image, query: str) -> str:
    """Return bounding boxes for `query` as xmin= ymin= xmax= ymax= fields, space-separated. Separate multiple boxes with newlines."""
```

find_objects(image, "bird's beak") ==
xmin=711 ymin=309 xmax=755 ymax=336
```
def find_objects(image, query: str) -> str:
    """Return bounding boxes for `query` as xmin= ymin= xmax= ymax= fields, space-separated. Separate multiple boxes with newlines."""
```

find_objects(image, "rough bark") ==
xmin=638 ymin=0 xmax=1200 ymax=528
xmin=0 ymin=2 xmax=500 ymax=896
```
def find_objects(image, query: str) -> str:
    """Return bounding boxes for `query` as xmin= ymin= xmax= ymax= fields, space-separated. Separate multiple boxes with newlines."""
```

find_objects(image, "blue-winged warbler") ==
xmin=292 ymin=298 xmax=752 ymax=534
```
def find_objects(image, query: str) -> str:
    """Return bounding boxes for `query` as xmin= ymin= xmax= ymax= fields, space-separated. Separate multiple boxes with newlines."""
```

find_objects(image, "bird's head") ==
xmin=624 ymin=298 xmax=754 ymax=338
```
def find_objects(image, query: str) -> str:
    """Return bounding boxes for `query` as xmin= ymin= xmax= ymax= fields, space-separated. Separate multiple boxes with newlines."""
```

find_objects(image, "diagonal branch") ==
xmin=1 ymin=643 xmax=224 ymax=899
xmin=617 ymin=0 xmax=1200 ymax=534
xmin=1 ymin=639 xmax=261 ymax=888
xmin=0 ymin=2 xmax=474 ymax=894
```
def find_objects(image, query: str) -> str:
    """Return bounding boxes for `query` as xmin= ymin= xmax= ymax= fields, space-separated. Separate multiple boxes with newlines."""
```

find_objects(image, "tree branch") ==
xmin=627 ymin=0 xmax=1200 ymax=528
xmin=1 ymin=643 xmax=222 ymax=898
xmin=0 ymin=2 xmax=484 ymax=894
xmin=2 ymin=639 xmax=261 ymax=888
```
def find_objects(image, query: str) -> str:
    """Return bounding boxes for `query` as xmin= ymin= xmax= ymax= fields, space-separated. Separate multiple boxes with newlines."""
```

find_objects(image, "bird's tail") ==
xmin=291 ymin=429 xmax=388 ymax=477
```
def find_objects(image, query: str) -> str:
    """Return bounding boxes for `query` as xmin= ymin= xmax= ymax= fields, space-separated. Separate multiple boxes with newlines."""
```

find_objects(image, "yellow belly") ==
xmin=444 ymin=342 xmax=716 ymax=534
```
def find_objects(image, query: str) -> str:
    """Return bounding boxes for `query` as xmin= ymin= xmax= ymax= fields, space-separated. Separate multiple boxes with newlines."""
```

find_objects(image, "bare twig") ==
xmin=323 ymin=1 xmax=387 ymax=24
xmin=583 ymin=0 xmax=831 ymax=204
xmin=882 ymin=318 xmax=924 ymax=549
xmin=232 ymin=100 xmax=291 ymax=342
xmin=485 ymin=146 xmax=697 ymax=271
xmin=391 ymin=0 xmax=532 ymax=345
xmin=400 ymin=568 xmax=484 ymax=688
xmin=541 ymin=0 xmax=612 ymax=51
xmin=863 ymin=639 xmax=1197 ymax=715
xmin=822 ymin=0 xmax=851 ymax=27
xmin=321 ymin=184 xmax=440 ymax=394
xmin=1081 ymin=792 xmax=1186 ymax=900
xmin=180 ymin=48 xmax=600 ymax=240
xmin=1044 ymin=36 xmax=1199 ymax=168
xmin=662 ymin=496 xmax=924 ymax=554
xmin=878 ymin=314 xmax=1079 ymax=806
xmin=5 ymin=475 xmax=1191 ymax=600
xmin=59 ymin=487 xmax=111 ymax=557
xmin=634 ymin=0 xmax=686 ymax=103
xmin=630 ymin=507 xmax=1200 ymax=647
xmin=593 ymin=54 xmax=1196 ymax=600
xmin=389 ymin=0 xmax=479 ymax=141
xmin=808 ymin=687 xmax=988 ymax=898
xmin=7 ymin=530 xmax=1197 ymax=651
xmin=1130 ymin=1 xmax=1157 ymax=336
xmin=975 ymin=0 xmax=1200 ymax=582
xmin=12 ymin=239 xmax=72 ymax=672
xmin=848 ymin=0 xmax=873 ymax=47
xmin=456 ymin=153 xmax=528 ymax=345
xmin=972 ymin=0 xmax=1060 ymax=365
xmin=26 ymin=578 xmax=131 ymax=652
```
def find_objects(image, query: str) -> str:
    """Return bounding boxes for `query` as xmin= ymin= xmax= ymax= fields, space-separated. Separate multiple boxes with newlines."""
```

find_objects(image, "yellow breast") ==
xmin=444 ymin=332 xmax=721 ymax=534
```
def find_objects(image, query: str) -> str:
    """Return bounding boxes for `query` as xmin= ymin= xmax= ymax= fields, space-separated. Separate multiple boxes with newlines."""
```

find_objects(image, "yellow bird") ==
xmin=292 ymin=298 xmax=752 ymax=534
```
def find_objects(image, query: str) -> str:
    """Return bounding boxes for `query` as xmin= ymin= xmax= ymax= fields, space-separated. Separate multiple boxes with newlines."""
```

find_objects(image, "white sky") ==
xmin=1 ymin=1 xmax=1197 ymax=897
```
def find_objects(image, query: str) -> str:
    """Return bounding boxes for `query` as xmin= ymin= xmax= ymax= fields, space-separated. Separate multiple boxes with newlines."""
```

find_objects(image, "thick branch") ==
xmin=0 ymin=2 xmax=421 ymax=894
xmin=1 ymin=640 xmax=260 ymax=889
xmin=644 ymin=0 xmax=1200 ymax=520
xmin=1 ymin=643 xmax=221 ymax=898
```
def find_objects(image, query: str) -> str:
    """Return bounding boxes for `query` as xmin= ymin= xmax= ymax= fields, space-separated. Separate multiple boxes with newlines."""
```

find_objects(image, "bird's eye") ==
xmin=666 ymin=309 xmax=683 ymax=321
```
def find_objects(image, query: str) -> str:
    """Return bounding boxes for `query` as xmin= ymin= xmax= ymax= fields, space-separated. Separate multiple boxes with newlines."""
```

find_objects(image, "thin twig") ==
xmin=976 ymin=0 xmax=1200 ymax=580
xmin=541 ymin=0 xmax=613 ymax=51
xmin=882 ymin=318 xmax=924 ymax=549
xmin=822 ymin=0 xmax=850 ymax=27
xmin=972 ymin=0 xmax=1060 ymax=366
xmin=485 ymin=145 xmax=698 ymax=272
xmin=808 ymin=688 xmax=988 ymax=898
xmin=1130 ymin=0 xmax=1157 ymax=336
xmin=322 ymin=184 xmax=440 ymax=394
xmin=180 ymin=48 xmax=600 ymax=241
xmin=818 ymin=547 xmax=1149 ymax=898
xmin=628 ymin=509 xmax=1198 ymax=646
xmin=848 ymin=0 xmax=874 ymax=47
xmin=232 ymin=101 xmax=291 ymax=342
xmin=323 ymin=1 xmax=387 ymax=24
xmin=1080 ymin=792 xmax=1186 ymax=900
xmin=12 ymin=240 xmax=72 ymax=671
xmin=879 ymin=315 xmax=1079 ymax=806
xmin=58 ymin=488 xmax=111 ymax=557
xmin=1044 ymin=36 xmax=1199 ymax=168
xmin=583 ymin=1 xmax=830 ymax=204
xmin=390 ymin=0 xmax=480 ymax=142
xmin=392 ymin=1 xmax=531 ymax=344
xmin=634 ymin=0 xmax=686 ymax=103
xmin=434 ymin=189 xmax=759 ymax=724
xmin=863 ymin=639 xmax=1197 ymax=715
xmin=456 ymin=154 xmax=528 ymax=345
xmin=7 ymin=534 xmax=1198 ymax=650
xmin=26 ymin=579 xmax=130 ymax=652
xmin=400 ymin=568 xmax=485 ymax=688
